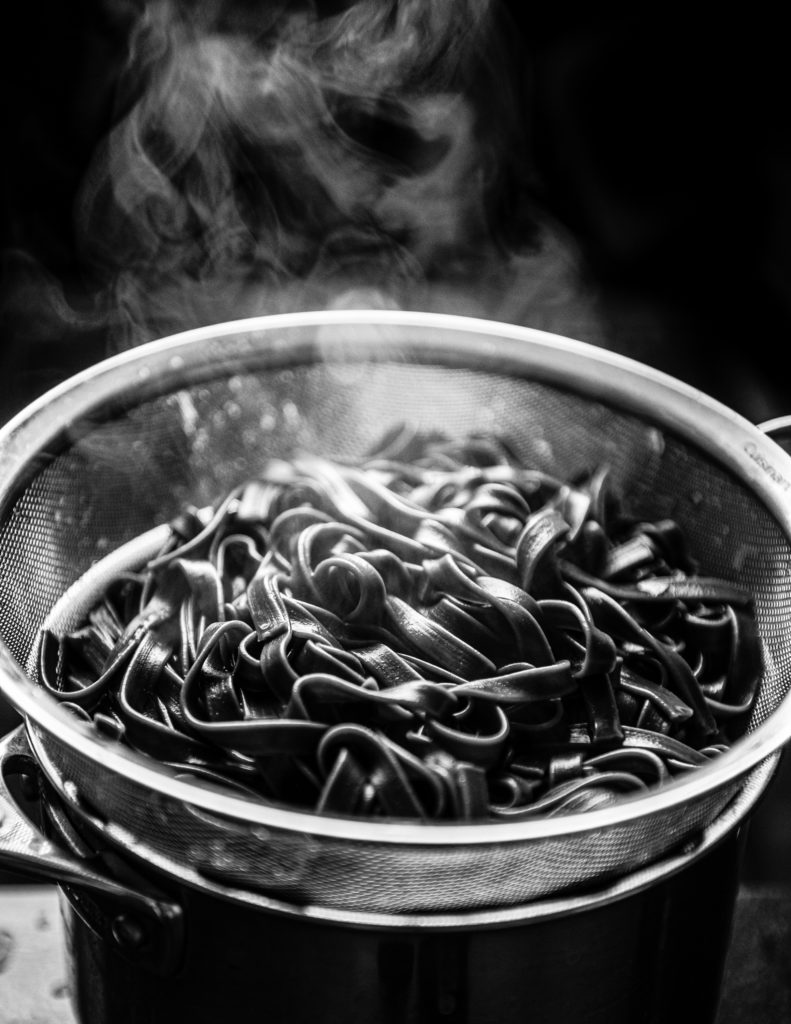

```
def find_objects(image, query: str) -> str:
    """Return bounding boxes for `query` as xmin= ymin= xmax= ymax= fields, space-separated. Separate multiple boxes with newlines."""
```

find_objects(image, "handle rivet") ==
xmin=19 ymin=774 xmax=39 ymax=802
xmin=111 ymin=914 xmax=147 ymax=950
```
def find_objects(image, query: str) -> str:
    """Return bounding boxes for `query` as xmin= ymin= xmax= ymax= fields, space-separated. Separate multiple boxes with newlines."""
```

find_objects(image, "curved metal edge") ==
xmin=188 ymin=752 xmax=780 ymax=930
xmin=2 ymin=719 xmax=775 ymax=934
xmin=1 ymin=311 xmax=790 ymax=520
xmin=0 ymin=309 xmax=790 ymax=849
xmin=34 ymin=739 xmax=782 ymax=933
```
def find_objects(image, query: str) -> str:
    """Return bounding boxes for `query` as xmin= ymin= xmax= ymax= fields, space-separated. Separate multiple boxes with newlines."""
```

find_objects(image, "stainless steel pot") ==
xmin=0 ymin=725 xmax=778 ymax=1024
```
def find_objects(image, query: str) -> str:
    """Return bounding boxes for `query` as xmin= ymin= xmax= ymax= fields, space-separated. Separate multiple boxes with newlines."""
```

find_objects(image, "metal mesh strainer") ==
xmin=2 ymin=310 xmax=791 ymax=916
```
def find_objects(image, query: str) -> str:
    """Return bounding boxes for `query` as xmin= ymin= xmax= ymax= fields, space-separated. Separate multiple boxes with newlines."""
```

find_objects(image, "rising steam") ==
xmin=62 ymin=1 xmax=606 ymax=349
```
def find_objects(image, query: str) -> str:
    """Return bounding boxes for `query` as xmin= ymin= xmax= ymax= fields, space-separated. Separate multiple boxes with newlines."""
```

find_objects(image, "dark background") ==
xmin=1 ymin=4 xmax=790 ymax=882
xmin=3 ymin=7 xmax=791 ymax=421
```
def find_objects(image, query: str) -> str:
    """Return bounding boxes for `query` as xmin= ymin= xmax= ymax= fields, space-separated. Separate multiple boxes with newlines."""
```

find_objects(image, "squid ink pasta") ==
xmin=38 ymin=428 xmax=763 ymax=821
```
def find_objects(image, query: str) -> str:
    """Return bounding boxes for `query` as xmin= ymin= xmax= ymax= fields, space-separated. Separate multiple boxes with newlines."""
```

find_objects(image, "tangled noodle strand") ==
xmin=38 ymin=429 xmax=762 ymax=821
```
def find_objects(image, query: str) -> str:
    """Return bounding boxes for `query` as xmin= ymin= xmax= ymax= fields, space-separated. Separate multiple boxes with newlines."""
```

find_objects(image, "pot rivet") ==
xmin=111 ymin=914 xmax=148 ymax=951
xmin=19 ymin=774 xmax=39 ymax=802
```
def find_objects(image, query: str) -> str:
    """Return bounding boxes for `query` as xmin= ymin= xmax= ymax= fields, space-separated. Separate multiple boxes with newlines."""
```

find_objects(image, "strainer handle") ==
xmin=0 ymin=725 xmax=183 ymax=973
xmin=758 ymin=416 xmax=791 ymax=447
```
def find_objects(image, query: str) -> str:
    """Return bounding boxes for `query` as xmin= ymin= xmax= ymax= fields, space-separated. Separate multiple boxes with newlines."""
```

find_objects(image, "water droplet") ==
xmin=283 ymin=402 xmax=300 ymax=428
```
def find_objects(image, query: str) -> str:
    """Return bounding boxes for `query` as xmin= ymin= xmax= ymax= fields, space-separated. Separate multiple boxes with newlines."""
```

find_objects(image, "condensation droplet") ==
xmin=283 ymin=401 xmax=300 ymax=428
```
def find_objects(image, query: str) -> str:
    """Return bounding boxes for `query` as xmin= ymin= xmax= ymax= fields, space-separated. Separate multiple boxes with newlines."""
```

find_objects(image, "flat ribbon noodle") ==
xmin=43 ymin=430 xmax=762 ymax=820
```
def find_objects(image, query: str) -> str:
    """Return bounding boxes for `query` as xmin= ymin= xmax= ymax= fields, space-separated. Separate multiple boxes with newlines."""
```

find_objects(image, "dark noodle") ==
xmin=38 ymin=429 xmax=763 ymax=821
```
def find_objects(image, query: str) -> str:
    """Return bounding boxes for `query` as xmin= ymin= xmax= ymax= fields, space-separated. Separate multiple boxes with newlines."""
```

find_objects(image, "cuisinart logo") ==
xmin=744 ymin=441 xmax=791 ymax=491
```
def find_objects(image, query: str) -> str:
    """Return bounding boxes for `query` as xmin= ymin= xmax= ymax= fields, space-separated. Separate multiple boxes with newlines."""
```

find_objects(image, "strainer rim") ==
xmin=1 ymin=308 xmax=790 ymax=845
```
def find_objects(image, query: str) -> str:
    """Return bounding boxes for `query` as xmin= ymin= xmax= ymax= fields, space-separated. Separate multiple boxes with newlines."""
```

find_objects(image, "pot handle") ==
xmin=0 ymin=724 xmax=183 ymax=974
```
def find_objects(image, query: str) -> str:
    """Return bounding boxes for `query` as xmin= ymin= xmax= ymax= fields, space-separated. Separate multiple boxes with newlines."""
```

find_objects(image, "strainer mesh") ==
xmin=1 ymin=338 xmax=789 ymax=913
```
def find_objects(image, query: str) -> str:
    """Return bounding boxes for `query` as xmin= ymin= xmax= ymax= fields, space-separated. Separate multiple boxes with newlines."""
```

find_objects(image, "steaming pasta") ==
xmin=38 ymin=428 xmax=761 ymax=821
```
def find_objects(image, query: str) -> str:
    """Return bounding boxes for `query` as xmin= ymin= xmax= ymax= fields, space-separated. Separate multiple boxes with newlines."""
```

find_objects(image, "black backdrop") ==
xmin=3 ymin=6 xmax=791 ymax=417
xmin=2 ymin=6 xmax=791 ymax=419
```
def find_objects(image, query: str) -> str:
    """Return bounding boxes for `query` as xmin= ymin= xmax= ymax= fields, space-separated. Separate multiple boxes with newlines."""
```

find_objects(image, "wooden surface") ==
xmin=1 ymin=884 xmax=790 ymax=1023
